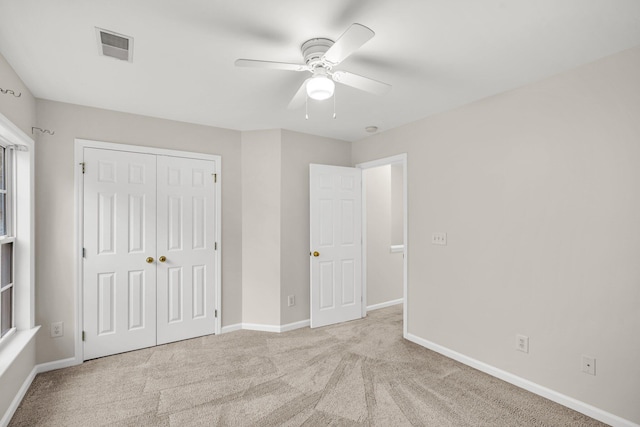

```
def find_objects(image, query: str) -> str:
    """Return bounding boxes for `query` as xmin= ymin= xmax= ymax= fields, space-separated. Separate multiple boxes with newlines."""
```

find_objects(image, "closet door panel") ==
xmin=156 ymin=155 xmax=217 ymax=344
xmin=83 ymin=148 xmax=157 ymax=360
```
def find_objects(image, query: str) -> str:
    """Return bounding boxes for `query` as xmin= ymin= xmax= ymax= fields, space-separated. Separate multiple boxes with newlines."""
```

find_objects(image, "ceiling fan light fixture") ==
xmin=306 ymin=75 xmax=335 ymax=100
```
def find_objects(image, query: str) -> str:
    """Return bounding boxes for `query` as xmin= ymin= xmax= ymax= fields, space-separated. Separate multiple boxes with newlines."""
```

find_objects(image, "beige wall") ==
xmin=241 ymin=130 xmax=282 ymax=326
xmin=280 ymin=130 xmax=351 ymax=325
xmin=240 ymin=129 xmax=350 ymax=326
xmin=352 ymin=46 xmax=640 ymax=424
xmin=0 ymin=54 xmax=36 ymax=136
xmin=5 ymin=41 xmax=638 ymax=424
xmin=35 ymin=100 xmax=243 ymax=363
xmin=364 ymin=165 xmax=403 ymax=307
xmin=0 ymin=54 xmax=37 ymax=425
xmin=390 ymin=163 xmax=404 ymax=246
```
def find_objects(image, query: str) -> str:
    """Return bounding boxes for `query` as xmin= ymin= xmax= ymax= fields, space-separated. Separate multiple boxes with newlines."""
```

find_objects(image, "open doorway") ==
xmin=358 ymin=154 xmax=407 ymax=336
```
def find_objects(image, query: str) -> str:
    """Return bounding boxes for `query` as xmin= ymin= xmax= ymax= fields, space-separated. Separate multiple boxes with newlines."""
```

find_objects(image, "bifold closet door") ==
xmin=83 ymin=148 xmax=157 ymax=360
xmin=156 ymin=155 xmax=217 ymax=344
xmin=83 ymin=148 xmax=218 ymax=360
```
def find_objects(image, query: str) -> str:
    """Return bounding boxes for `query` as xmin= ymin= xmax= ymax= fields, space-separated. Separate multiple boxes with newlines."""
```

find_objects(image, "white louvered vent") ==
xmin=95 ymin=28 xmax=133 ymax=62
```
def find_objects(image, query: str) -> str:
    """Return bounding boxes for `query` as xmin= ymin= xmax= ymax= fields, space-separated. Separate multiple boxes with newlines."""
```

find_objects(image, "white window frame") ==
xmin=0 ymin=111 xmax=36 ymax=360
xmin=0 ymin=144 xmax=16 ymax=342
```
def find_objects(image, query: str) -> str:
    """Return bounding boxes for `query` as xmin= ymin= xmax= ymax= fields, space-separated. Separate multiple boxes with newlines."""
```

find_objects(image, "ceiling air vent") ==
xmin=95 ymin=28 xmax=133 ymax=62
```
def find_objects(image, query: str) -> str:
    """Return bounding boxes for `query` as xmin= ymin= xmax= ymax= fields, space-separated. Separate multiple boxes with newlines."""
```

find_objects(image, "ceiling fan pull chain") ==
xmin=333 ymin=89 xmax=337 ymax=119
xmin=305 ymin=95 xmax=309 ymax=120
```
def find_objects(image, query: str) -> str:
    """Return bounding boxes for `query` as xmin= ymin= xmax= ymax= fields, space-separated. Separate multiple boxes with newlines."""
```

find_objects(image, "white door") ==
xmin=156 ymin=155 xmax=217 ymax=344
xmin=83 ymin=148 xmax=157 ymax=360
xmin=83 ymin=148 xmax=219 ymax=359
xmin=310 ymin=164 xmax=362 ymax=328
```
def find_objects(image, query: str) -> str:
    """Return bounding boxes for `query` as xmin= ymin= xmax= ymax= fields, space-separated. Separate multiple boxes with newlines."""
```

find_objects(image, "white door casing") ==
xmin=82 ymin=148 xmax=157 ymax=360
xmin=156 ymin=155 xmax=217 ymax=344
xmin=310 ymin=164 xmax=362 ymax=328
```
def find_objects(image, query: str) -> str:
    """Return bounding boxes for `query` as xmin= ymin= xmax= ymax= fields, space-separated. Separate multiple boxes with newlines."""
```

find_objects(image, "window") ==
xmin=0 ymin=144 xmax=14 ymax=340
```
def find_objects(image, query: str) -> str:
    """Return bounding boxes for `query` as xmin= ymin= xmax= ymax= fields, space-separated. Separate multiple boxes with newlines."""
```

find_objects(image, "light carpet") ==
xmin=9 ymin=305 xmax=607 ymax=426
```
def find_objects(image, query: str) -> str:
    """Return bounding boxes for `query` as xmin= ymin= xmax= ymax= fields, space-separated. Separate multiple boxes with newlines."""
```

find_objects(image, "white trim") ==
xmin=221 ymin=323 xmax=242 ymax=334
xmin=75 ymin=139 xmax=221 ymax=161
xmin=356 ymin=153 xmax=408 ymax=338
xmin=0 ymin=113 xmax=36 ymax=427
xmin=35 ymin=357 xmax=80 ymax=374
xmin=241 ymin=323 xmax=281 ymax=333
xmin=360 ymin=167 xmax=368 ymax=316
xmin=73 ymin=142 xmax=84 ymax=366
xmin=367 ymin=298 xmax=403 ymax=311
xmin=390 ymin=244 xmax=404 ymax=253
xmin=0 ymin=112 xmax=35 ymax=331
xmin=405 ymin=333 xmax=638 ymax=427
xmin=280 ymin=319 xmax=310 ymax=332
xmin=0 ymin=327 xmax=39 ymax=380
xmin=234 ymin=319 xmax=310 ymax=334
xmin=1 ymin=355 xmax=82 ymax=427
xmin=74 ymin=138 xmax=222 ymax=362
xmin=1 ymin=365 xmax=36 ymax=427
xmin=357 ymin=154 xmax=407 ymax=169
xmin=214 ymin=158 xmax=222 ymax=336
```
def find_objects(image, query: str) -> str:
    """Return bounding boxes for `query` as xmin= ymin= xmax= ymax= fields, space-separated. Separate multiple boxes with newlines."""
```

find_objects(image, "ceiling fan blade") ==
xmin=288 ymin=78 xmax=310 ymax=109
xmin=322 ymin=23 xmax=375 ymax=65
xmin=332 ymin=70 xmax=391 ymax=96
xmin=235 ymin=59 xmax=309 ymax=72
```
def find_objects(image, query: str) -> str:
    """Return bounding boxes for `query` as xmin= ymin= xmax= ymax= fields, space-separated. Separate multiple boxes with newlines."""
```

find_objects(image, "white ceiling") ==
xmin=1 ymin=0 xmax=639 ymax=142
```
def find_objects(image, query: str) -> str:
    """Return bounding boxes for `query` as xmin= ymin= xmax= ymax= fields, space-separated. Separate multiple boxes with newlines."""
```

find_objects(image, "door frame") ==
xmin=73 ymin=139 xmax=222 ymax=363
xmin=356 ymin=153 xmax=408 ymax=337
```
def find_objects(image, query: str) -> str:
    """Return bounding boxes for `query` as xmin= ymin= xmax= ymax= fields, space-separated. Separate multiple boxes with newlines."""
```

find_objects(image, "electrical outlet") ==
xmin=581 ymin=355 xmax=596 ymax=376
xmin=432 ymin=232 xmax=447 ymax=246
xmin=287 ymin=295 xmax=295 ymax=307
xmin=51 ymin=321 xmax=64 ymax=338
xmin=516 ymin=334 xmax=529 ymax=353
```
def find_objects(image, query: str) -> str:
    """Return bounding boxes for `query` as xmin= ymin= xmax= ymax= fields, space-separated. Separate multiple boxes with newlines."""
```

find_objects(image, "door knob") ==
xmin=313 ymin=251 xmax=320 ymax=257
xmin=159 ymin=256 xmax=167 ymax=263
xmin=146 ymin=257 xmax=154 ymax=263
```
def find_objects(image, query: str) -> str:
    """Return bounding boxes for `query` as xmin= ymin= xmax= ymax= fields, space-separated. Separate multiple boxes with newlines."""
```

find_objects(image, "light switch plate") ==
xmin=51 ymin=321 xmax=63 ymax=338
xmin=582 ymin=355 xmax=596 ymax=375
xmin=516 ymin=334 xmax=529 ymax=353
xmin=432 ymin=232 xmax=447 ymax=246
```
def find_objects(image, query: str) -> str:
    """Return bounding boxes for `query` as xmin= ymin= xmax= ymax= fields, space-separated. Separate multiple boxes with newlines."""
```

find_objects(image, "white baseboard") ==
xmin=1 ymin=366 xmax=37 ymax=427
xmin=241 ymin=319 xmax=310 ymax=333
xmin=241 ymin=323 xmax=281 ymax=333
xmin=405 ymin=333 xmax=638 ymax=427
xmin=367 ymin=298 xmax=403 ymax=311
xmin=36 ymin=357 xmax=80 ymax=374
xmin=280 ymin=319 xmax=310 ymax=332
xmin=1 ymin=356 xmax=83 ymax=427
xmin=220 ymin=323 xmax=242 ymax=334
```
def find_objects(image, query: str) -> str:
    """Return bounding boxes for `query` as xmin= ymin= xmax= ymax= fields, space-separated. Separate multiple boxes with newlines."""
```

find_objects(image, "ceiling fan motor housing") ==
xmin=301 ymin=38 xmax=334 ymax=68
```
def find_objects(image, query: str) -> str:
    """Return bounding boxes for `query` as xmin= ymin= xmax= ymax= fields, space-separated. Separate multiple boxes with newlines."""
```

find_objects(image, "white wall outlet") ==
xmin=516 ymin=334 xmax=529 ymax=353
xmin=432 ymin=232 xmax=447 ymax=246
xmin=51 ymin=321 xmax=64 ymax=338
xmin=287 ymin=295 xmax=295 ymax=307
xmin=581 ymin=355 xmax=596 ymax=375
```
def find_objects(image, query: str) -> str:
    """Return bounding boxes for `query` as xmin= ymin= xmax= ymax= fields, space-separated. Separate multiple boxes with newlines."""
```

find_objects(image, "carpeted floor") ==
xmin=10 ymin=305 xmax=606 ymax=426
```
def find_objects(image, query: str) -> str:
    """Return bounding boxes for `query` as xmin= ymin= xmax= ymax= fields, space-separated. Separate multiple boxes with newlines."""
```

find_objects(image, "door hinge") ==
xmin=213 ymin=173 xmax=217 ymax=183
xmin=215 ymin=242 xmax=218 ymax=250
xmin=215 ymin=309 xmax=218 ymax=318
xmin=79 ymin=162 xmax=85 ymax=174
xmin=82 ymin=248 xmax=86 ymax=258
xmin=82 ymin=331 xmax=85 ymax=341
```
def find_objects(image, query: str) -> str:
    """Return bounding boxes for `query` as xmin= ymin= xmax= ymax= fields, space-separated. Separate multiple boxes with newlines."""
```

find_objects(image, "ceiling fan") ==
xmin=235 ymin=23 xmax=391 ymax=109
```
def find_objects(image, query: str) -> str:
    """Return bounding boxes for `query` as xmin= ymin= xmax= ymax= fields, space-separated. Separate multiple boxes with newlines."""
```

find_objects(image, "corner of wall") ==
xmin=0 ymin=53 xmax=36 ymax=137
